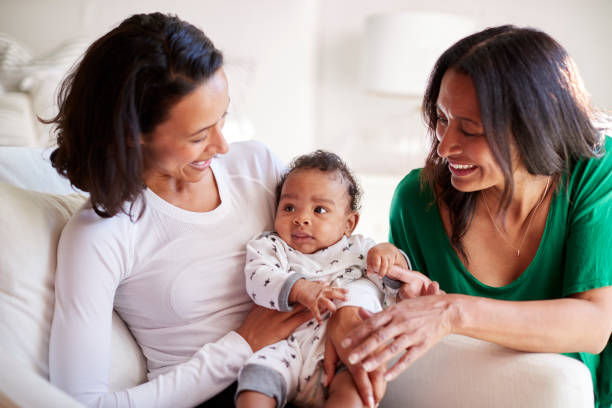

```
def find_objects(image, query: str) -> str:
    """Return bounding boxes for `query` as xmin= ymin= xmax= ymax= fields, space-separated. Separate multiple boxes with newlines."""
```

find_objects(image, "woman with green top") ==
xmin=335 ymin=25 xmax=612 ymax=406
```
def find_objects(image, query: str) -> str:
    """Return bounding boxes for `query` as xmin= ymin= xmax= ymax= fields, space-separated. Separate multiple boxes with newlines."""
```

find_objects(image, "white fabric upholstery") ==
xmin=0 ymin=33 xmax=256 ymax=148
xmin=0 ymin=146 xmax=595 ymax=407
xmin=381 ymin=334 xmax=594 ymax=407
xmin=0 ymin=147 xmax=147 ymax=397
xmin=0 ymin=92 xmax=37 ymax=146
xmin=0 ymin=181 xmax=86 ymax=377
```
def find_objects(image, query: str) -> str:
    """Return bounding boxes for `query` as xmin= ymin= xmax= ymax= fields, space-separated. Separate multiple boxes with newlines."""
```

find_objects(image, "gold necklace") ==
xmin=482 ymin=176 xmax=551 ymax=257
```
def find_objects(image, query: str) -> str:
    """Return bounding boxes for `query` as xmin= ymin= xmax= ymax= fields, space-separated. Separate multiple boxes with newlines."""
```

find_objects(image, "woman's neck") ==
xmin=483 ymin=171 xmax=553 ymax=222
xmin=145 ymin=171 xmax=221 ymax=212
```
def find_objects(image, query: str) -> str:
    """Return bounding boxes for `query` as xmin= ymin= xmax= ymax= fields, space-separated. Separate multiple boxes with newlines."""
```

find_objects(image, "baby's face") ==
xmin=274 ymin=169 xmax=357 ymax=254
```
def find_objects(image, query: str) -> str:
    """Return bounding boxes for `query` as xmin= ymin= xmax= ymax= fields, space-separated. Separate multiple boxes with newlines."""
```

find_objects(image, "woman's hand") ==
xmin=341 ymin=295 xmax=457 ymax=381
xmin=323 ymin=307 xmax=386 ymax=408
xmin=236 ymin=304 xmax=312 ymax=352
xmin=384 ymin=266 xmax=445 ymax=300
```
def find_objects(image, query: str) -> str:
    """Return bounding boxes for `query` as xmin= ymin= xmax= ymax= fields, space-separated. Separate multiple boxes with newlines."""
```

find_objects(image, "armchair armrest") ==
xmin=381 ymin=334 xmax=594 ymax=408
xmin=0 ymin=352 xmax=83 ymax=408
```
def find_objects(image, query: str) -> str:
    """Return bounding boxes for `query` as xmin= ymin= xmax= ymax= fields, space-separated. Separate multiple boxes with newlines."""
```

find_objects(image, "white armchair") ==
xmin=0 ymin=146 xmax=594 ymax=407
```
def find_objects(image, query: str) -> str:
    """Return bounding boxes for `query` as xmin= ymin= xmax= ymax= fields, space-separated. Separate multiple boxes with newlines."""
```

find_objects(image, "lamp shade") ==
xmin=363 ymin=12 xmax=475 ymax=96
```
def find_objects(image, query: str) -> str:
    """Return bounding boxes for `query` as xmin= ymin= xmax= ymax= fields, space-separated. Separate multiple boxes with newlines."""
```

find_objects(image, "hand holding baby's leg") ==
xmin=325 ymin=370 xmax=366 ymax=408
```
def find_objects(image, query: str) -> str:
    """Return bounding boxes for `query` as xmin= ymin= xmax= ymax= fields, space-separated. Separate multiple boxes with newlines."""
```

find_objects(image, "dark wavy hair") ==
xmin=46 ymin=12 xmax=223 ymax=219
xmin=421 ymin=25 xmax=603 ymax=260
xmin=277 ymin=150 xmax=362 ymax=212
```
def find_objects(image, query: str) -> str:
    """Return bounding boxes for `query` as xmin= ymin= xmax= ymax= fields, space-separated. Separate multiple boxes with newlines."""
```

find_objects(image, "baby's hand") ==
xmin=366 ymin=243 xmax=405 ymax=278
xmin=290 ymin=280 xmax=348 ymax=323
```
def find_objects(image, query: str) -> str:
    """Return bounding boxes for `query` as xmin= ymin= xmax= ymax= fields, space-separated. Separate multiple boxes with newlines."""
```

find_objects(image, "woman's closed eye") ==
xmin=314 ymin=206 xmax=328 ymax=214
xmin=190 ymin=132 xmax=208 ymax=144
xmin=460 ymin=127 xmax=483 ymax=137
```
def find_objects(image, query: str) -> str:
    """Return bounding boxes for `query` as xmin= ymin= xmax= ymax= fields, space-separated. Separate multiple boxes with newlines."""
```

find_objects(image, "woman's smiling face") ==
xmin=435 ymin=69 xmax=507 ymax=192
xmin=142 ymin=68 xmax=230 ymax=188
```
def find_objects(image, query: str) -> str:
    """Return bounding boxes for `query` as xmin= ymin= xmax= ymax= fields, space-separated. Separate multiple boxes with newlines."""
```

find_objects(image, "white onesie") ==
xmin=237 ymin=232 xmax=400 ymax=407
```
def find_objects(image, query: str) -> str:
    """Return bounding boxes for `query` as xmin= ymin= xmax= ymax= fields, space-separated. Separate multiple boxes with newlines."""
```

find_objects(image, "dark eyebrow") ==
xmin=279 ymin=193 xmax=296 ymax=201
xmin=311 ymin=196 xmax=335 ymax=205
xmin=278 ymin=194 xmax=335 ymax=206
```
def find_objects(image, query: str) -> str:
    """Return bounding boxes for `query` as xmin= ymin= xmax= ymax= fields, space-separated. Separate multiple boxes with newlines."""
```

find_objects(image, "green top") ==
xmin=389 ymin=136 xmax=612 ymax=407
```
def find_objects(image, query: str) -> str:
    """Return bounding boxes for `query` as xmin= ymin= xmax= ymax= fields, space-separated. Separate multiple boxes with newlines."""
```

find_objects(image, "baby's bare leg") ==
xmin=324 ymin=370 xmax=365 ymax=408
xmin=235 ymin=390 xmax=277 ymax=408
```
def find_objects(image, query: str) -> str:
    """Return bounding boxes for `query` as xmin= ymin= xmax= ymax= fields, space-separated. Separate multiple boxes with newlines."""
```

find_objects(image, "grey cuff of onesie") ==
xmin=383 ymin=275 xmax=402 ymax=290
xmin=278 ymin=272 xmax=307 ymax=311
xmin=236 ymin=364 xmax=287 ymax=408
xmin=383 ymin=249 xmax=412 ymax=290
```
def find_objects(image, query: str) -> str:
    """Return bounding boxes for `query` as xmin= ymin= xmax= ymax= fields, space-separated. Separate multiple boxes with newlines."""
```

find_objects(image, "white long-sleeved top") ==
xmin=49 ymin=141 xmax=283 ymax=408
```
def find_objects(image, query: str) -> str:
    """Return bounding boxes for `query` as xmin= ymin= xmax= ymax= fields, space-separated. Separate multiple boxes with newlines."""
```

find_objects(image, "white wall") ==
xmin=0 ymin=0 xmax=319 ymax=163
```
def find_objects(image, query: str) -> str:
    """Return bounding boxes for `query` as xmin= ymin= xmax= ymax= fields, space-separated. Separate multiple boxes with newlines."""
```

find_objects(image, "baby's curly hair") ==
xmin=276 ymin=150 xmax=362 ymax=212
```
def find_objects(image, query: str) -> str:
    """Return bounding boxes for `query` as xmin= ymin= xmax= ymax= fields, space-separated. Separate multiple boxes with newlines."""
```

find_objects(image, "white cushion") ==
xmin=0 ymin=92 xmax=37 ymax=146
xmin=0 ymin=146 xmax=147 ymax=390
xmin=381 ymin=334 xmax=594 ymax=408
xmin=0 ymin=33 xmax=32 ymax=92
xmin=0 ymin=146 xmax=75 ymax=194
xmin=18 ymin=38 xmax=90 ymax=147
xmin=0 ymin=181 xmax=86 ymax=377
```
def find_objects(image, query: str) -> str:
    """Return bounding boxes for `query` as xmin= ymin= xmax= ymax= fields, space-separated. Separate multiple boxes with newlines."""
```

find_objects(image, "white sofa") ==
xmin=0 ymin=145 xmax=595 ymax=407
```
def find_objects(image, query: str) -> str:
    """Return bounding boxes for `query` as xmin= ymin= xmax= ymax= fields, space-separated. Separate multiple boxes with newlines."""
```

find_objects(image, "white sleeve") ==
xmin=244 ymin=234 xmax=305 ymax=312
xmin=49 ymin=212 xmax=253 ymax=408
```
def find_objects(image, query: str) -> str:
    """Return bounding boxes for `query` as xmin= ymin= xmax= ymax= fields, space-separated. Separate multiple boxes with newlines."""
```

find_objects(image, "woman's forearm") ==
xmin=450 ymin=288 xmax=612 ymax=354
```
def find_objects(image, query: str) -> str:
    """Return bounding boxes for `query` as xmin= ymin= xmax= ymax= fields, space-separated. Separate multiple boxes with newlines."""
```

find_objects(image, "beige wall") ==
xmin=315 ymin=0 xmax=612 ymax=176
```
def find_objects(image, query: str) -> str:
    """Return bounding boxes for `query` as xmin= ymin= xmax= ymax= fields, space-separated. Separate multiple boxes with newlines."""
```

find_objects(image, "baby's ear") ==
xmin=344 ymin=211 xmax=359 ymax=236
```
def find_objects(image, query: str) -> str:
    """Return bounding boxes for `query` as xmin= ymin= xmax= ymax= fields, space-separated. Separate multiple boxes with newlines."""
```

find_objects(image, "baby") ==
xmin=235 ymin=150 xmax=409 ymax=408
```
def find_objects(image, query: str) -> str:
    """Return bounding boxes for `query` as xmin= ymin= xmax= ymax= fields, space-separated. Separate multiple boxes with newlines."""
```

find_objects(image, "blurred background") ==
xmin=1 ymin=0 xmax=610 ymax=241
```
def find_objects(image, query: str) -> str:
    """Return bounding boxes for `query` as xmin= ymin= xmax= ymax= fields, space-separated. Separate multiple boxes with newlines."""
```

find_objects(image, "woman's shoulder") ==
xmin=395 ymin=168 xmax=424 ymax=193
xmin=218 ymin=140 xmax=285 ymax=180
xmin=567 ymin=135 xmax=612 ymax=204
xmin=62 ymin=202 xmax=135 ymax=246
xmin=391 ymin=168 xmax=433 ymax=212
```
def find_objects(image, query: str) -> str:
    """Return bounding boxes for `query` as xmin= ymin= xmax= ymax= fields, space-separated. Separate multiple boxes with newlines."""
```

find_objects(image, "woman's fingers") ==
xmin=399 ymin=280 xmax=424 ymax=300
xmin=368 ymin=367 xmax=387 ymax=404
xmin=384 ymin=342 xmax=428 ymax=381
xmin=361 ymin=333 xmax=412 ymax=372
xmin=386 ymin=266 xmax=432 ymax=285
xmin=358 ymin=307 xmax=373 ymax=321
xmin=343 ymin=310 xmax=396 ymax=363
xmin=348 ymin=365 xmax=375 ymax=408
xmin=323 ymin=336 xmax=338 ymax=386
